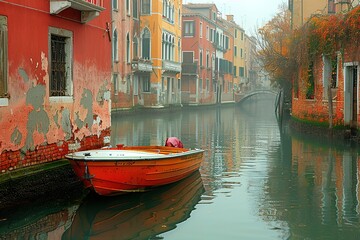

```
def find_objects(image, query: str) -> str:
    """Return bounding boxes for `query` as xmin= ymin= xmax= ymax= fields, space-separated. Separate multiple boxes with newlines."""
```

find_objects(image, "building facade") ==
xmin=111 ymin=0 xmax=143 ymax=109
xmin=226 ymin=15 xmax=246 ymax=94
xmin=291 ymin=5 xmax=360 ymax=131
xmin=0 ymin=0 xmax=112 ymax=173
xmin=182 ymin=3 xmax=236 ymax=104
xmin=139 ymin=0 xmax=183 ymax=108
xmin=181 ymin=4 xmax=217 ymax=105
xmin=288 ymin=0 xmax=360 ymax=29
xmin=109 ymin=1 xmax=259 ymax=109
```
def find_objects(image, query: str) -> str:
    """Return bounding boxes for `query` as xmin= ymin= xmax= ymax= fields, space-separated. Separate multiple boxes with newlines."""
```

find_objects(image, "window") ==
xmin=141 ymin=75 xmax=150 ymax=92
xmin=200 ymin=22 xmax=203 ymax=38
xmin=183 ymin=21 xmax=194 ymax=37
xmin=0 ymin=16 xmax=8 ymax=100
xmin=142 ymin=28 xmax=150 ymax=59
xmin=141 ymin=0 xmax=150 ymax=14
xmin=183 ymin=52 xmax=193 ymax=63
xmin=206 ymin=26 xmax=209 ymax=40
xmin=206 ymin=51 xmax=209 ymax=68
xmin=239 ymin=67 xmax=244 ymax=77
xmin=161 ymin=77 xmax=165 ymax=92
xmin=133 ymin=0 xmax=138 ymax=18
xmin=113 ymin=29 xmax=118 ymax=62
xmin=322 ymin=55 xmax=338 ymax=99
xmin=126 ymin=0 xmax=130 ymax=15
xmin=306 ymin=61 xmax=315 ymax=99
xmin=49 ymin=27 xmax=73 ymax=97
xmin=113 ymin=73 xmax=118 ymax=94
xmin=113 ymin=0 xmax=118 ymax=10
xmin=126 ymin=33 xmax=130 ymax=63
xmin=199 ymin=50 xmax=203 ymax=67
xmin=126 ymin=75 xmax=131 ymax=94
xmin=133 ymin=75 xmax=139 ymax=95
xmin=234 ymin=46 xmax=237 ymax=56
xmin=225 ymin=36 xmax=229 ymax=49
xmin=133 ymin=35 xmax=138 ymax=58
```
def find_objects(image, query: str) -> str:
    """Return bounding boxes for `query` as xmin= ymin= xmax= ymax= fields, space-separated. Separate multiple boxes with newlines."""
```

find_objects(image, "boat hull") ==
xmin=66 ymin=146 xmax=204 ymax=196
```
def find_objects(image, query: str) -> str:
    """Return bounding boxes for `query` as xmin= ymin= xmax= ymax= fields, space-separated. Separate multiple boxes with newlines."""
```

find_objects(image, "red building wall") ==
xmin=0 ymin=1 xmax=112 ymax=173
xmin=291 ymin=50 xmax=360 ymax=127
xmin=182 ymin=13 xmax=216 ymax=104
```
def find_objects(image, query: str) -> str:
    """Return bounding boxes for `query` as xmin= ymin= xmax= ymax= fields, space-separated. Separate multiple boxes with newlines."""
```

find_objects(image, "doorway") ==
xmin=344 ymin=63 xmax=359 ymax=130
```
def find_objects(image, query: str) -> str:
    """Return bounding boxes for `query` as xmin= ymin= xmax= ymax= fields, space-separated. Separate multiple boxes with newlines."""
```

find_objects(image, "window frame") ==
xmin=141 ymin=28 xmax=151 ymax=59
xmin=183 ymin=21 xmax=195 ymax=37
xmin=49 ymin=27 xmax=73 ymax=101
xmin=132 ymin=0 xmax=138 ymax=18
xmin=141 ymin=75 xmax=150 ymax=92
xmin=113 ymin=0 xmax=118 ymax=11
xmin=141 ymin=0 xmax=151 ymax=15
xmin=113 ymin=28 xmax=119 ymax=62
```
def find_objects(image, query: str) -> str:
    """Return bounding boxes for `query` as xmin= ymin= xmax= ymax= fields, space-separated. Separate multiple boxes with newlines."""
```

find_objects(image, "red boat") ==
xmin=65 ymin=145 xmax=204 ymax=196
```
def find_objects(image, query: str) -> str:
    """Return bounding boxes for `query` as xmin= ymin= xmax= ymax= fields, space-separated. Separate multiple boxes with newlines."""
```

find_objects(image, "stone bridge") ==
xmin=235 ymin=89 xmax=279 ymax=103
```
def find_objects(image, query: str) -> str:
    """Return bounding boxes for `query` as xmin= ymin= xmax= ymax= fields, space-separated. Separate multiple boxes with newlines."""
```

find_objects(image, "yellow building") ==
xmin=226 ymin=15 xmax=246 ymax=93
xmin=139 ymin=0 xmax=183 ymax=107
xmin=289 ymin=0 xmax=330 ymax=28
xmin=289 ymin=0 xmax=359 ymax=29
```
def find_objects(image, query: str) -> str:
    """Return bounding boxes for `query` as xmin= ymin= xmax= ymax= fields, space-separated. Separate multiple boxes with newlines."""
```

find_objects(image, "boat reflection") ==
xmin=62 ymin=171 xmax=204 ymax=240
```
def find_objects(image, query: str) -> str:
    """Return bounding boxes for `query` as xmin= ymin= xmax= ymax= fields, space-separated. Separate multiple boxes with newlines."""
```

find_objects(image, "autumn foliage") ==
xmin=258 ymin=5 xmax=360 ymax=86
xmin=257 ymin=5 xmax=295 ymax=89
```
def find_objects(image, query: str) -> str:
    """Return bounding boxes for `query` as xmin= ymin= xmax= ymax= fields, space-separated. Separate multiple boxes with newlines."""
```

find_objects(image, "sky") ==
xmin=184 ymin=0 xmax=286 ymax=34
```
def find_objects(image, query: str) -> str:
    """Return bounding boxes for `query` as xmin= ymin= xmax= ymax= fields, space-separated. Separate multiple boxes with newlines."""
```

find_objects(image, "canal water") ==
xmin=2 ymin=95 xmax=360 ymax=239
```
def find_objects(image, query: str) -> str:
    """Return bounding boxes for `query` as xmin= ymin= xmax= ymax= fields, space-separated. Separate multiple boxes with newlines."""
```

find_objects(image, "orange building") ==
xmin=111 ymin=0 xmax=182 ymax=110
xmin=139 ymin=0 xmax=183 ymax=107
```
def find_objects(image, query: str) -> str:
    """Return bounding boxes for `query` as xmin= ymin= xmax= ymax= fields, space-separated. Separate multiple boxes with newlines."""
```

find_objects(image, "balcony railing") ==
xmin=162 ymin=60 xmax=181 ymax=73
xmin=181 ymin=62 xmax=198 ymax=75
xmin=50 ymin=0 xmax=105 ymax=23
xmin=131 ymin=58 xmax=153 ymax=72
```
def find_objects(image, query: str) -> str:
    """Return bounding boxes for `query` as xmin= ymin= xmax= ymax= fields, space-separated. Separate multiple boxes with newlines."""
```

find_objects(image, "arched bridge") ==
xmin=235 ymin=89 xmax=279 ymax=103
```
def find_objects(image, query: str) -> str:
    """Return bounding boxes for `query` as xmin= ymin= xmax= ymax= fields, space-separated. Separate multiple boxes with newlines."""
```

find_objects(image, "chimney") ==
xmin=226 ymin=15 xmax=234 ymax=22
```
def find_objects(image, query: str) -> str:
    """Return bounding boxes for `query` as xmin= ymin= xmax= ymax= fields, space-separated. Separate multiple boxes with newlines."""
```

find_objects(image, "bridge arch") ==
xmin=235 ymin=89 xmax=278 ymax=103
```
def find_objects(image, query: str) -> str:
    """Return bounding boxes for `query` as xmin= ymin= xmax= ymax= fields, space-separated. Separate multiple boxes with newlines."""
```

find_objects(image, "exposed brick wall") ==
xmin=143 ymin=93 xmax=158 ymax=106
xmin=291 ymin=49 xmax=357 ymax=127
xmin=0 ymin=128 xmax=111 ymax=174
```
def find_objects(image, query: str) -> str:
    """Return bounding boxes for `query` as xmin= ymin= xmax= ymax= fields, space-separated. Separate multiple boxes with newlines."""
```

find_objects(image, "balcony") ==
xmin=181 ymin=62 xmax=198 ymax=75
xmin=131 ymin=58 xmax=153 ymax=72
xmin=50 ymin=0 xmax=105 ymax=23
xmin=162 ymin=60 xmax=181 ymax=73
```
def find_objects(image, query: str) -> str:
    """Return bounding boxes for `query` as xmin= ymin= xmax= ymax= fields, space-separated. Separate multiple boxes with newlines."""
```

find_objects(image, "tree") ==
xmin=256 ymin=4 xmax=296 ymax=104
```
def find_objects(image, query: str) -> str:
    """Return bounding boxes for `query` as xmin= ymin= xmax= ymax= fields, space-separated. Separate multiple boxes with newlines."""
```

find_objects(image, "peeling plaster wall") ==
xmin=0 ymin=1 xmax=112 ymax=170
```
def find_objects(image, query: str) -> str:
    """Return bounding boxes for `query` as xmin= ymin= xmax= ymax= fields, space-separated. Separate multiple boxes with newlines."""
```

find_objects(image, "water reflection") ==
xmin=2 ymin=96 xmax=360 ymax=239
xmin=272 ymin=136 xmax=360 ymax=239
xmin=62 ymin=171 xmax=204 ymax=240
